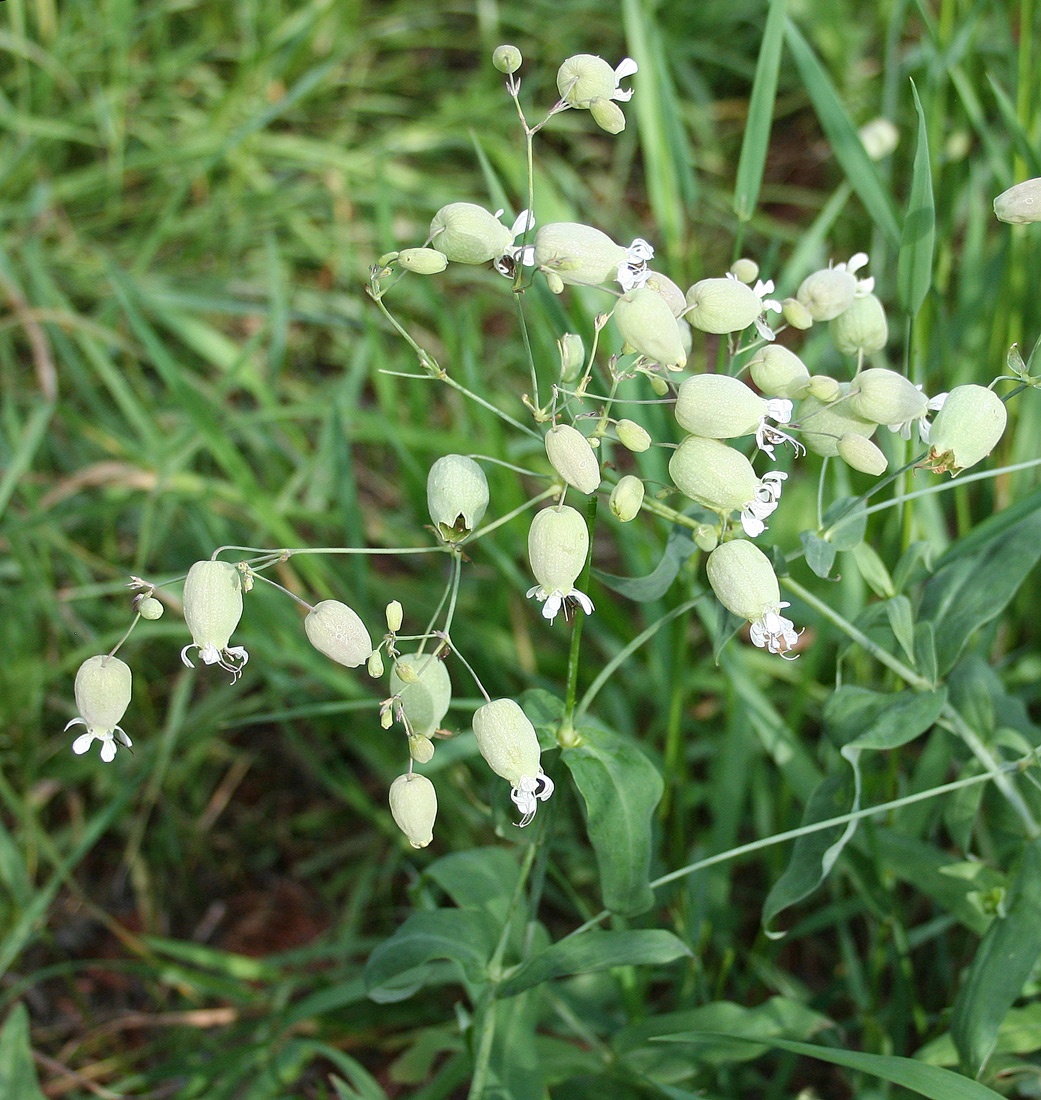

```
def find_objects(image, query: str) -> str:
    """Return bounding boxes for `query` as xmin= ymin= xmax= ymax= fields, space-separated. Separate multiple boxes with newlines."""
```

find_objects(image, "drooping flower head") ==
xmin=796 ymin=253 xmax=874 ymax=322
xmin=66 ymin=654 xmax=133 ymax=762
xmin=304 ymin=600 xmax=372 ymax=668
xmin=526 ymin=505 xmax=593 ymax=623
xmin=922 ymin=384 xmax=1007 ymax=475
xmin=180 ymin=560 xmax=249 ymax=680
xmin=556 ymin=54 xmax=638 ymax=109
xmin=472 ymin=698 xmax=554 ymax=826
xmin=427 ymin=454 xmax=490 ymax=542
xmin=388 ymin=772 xmax=437 ymax=848
xmin=389 ymin=652 xmax=452 ymax=737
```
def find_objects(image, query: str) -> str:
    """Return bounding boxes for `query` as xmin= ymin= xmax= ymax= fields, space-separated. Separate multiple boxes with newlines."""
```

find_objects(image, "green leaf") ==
xmin=951 ymin=837 xmax=1041 ymax=1078
xmin=800 ymin=530 xmax=837 ymax=579
xmin=897 ymin=80 xmax=936 ymax=318
xmin=785 ymin=21 xmax=900 ymax=245
xmin=498 ymin=930 xmax=690 ymax=999
xmin=564 ymin=727 xmax=664 ymax=915
xmin=363 ymin=909 xmax=499 ymax=1003
xmin=822 ymin=496 xmax=867 ymax=551
xmin=919 ymin=508 xmax=1041 ymax=674
xmin=733 ymin=0 xmax=788 ymax=220
xmin=424 ymin=848 xmax=521 ymax=922
xmin=594 ymin=527 xmax=695 ymax=602
xmin=0 ymin=1006 xmax=46 ymax=1100
xmin=851 ymin=541 xmax=895 ymax=598
xmin=886 ymin=595 xmax=916 ymax=664
xmin=824 ymin=686 xmax=947 ymax=753
xmin=655 ymin=1034 xmax=1008 ymax=1099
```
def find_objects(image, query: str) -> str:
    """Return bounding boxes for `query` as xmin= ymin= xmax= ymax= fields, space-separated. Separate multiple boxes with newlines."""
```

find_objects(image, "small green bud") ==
xmin=747 ymin=345 xmax=811 ymax=400
xmin=796 ymin=267 xmax=857 ymax=321
xmin=558 ymin=333 xmax=585 ymax=382
xmin=472 ymin=698 xmax=541 ymax=787
xmin=797 ymin=385 xmax=877 ymax=457
xmin=614 ymin=287 xmax=687 ymax=368
xmin=848 ymin=368 xmax=927 ymax=427
xmin=380 ymin=707 xmax=394 ymax=729
xmin=669 ymin=435 xmax=758 ymax=513
xmin=994 ymin=177 xmax=1041 ymax=225
xmin=807 ymin=375 xmax=841 ymax=402
xmin=643 ymin=271 xmax=687 ymax=317
xmin=589 ymin=96 xmax=625 ymax=133
xmin=706 ymin=539 xmax=780 ymax=622
xmin=390 ymin=652 xmax=452 ymax=737
xmin=544 ymin=270 xmax=565 ymax=294
xmin=385 ymin=600 xmax=403 ymax=633
xmin=545 ymin=424 xmax=601 ymax=494
xmin=615 ymin=419 xmax=651 ymax=452
xmin=837 ymin=433 xmax=889 ymax=475
xmin=925 ymin=385 xmax=1007 ymax=475
xmin=693 ymin=524 xmax=719 ymax=552
xmin=428 ymin=203 xmax=512 ymax=265
xmin=136 ymin=596 xmax=164 ymax=620
xmin=830 ymin=293 xmax=888 ymax=355
xmin=367 ymin=649 xmax=385 ymax=678
xmin=304 ymin=600 xmax=373 ymax=668
xmin=675 ymin=374 xmax=766 ymax=439
xmin=492 ymin=44 xmax=522 ymax=74
xmin=388 ymin=773 xmax=437 ymax=848
xmin=408 ymin=733 xmax=435 ymax=764
xmin=557 ymin=54 xmax=618 ymax=107
xmin=67 ymin=654 xmax=133 ymax=762
xmin=684 ymin=277 xmax=762 ymax=334
xmin=181 ymin=560 xmax=247 ymax=677
xmin=534 ymin=223 xmax=627 ymax=288
xmin=427 ymin=454 xmax=489 ymax=542
xmin=397 ymin=247 xmax=449 ymax=274
xmin=648 ymin=373 xmax=670 ymax=396
xmin=730 ymin=258 xmax=759 ymax=284
xmin=610 ymin=475 xmax=644 ymax=522
xmin=782 ymin=297 xmax=814 ymax=330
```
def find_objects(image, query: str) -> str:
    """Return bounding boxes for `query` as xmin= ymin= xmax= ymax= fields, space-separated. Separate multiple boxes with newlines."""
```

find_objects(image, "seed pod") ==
xmin=558 ymin=333 xmax=585 ymax=381
xmin=644 ymin=271 xmax=687 ymax=317
xmin=397 ymin=247 xmax=449 ymax=274
xmin=730 ymin=258 xmax=759 ymax=284
xmin=67 ymin=654 xmax=133 ymax=762
xmin=304 ymin=600 xmax=372 ymax=668
xmin=669 ymin=435 xmax=758 ymax=512
xmin=684 ymin=278 xmax=761 ymax=334
xmin=136 ymin=596 xmax=164 ymax=620
xmin=748 ymin=345 xmax=811 ymax=400
xmin=706 ymin=540 xmax=780 ymax=622
xmin=674 ymin=374 xmax=766 ymax=439
xmin=534 ymin=223 xmax=627 ymax=288
xmin=615 ymin=419 xmax=651 ymax=452
xmin=830 ymin=294 xmax=888 ymax=355
xmin=557 ymin=54 xmax=619 ymax=106
xmin=926 ymin=384 xmax=1007 ymax=475
xmin=408 ymin=733 xmax=435 ymax=764
xmin=388 ymin=773 xmax=437 ymax=848
xmin=590 ymin=96 xmax=626 ymax=133
xmin=614 ymin=287 xmax=687 ymax=368
xmin=472 ymin=698 xmax=541 ymax=787
xmin=610 ymin=475 xmax=644 ymax=521
xmin=427 ymin=454 xmax=489 ymax=542
xmin=994 ymin=177 xmax=1041 ymax=224
xmin=782 ymin=297 xmax=814 ymax=330
xmin=545 ymin=424 xmax=601 ymax=494
xmin=390 ymin=652 xmax=452 ymax=737
xmin=848 ymin=368 xmax=927 ymax=426
xmin=181 ymin=560 xmax=247 ymax=676
xmin=492 ymin=44 xmax=522 ymax=74
xmin=797 ymin=385 xmax=877 ymax=457
xmin=837 ymin=433 xmax=889 ymax=475
xmin=796 ymin=267 xmax=857 ymax=321
xmin=428 ymin=203 xmax=512 ymax=265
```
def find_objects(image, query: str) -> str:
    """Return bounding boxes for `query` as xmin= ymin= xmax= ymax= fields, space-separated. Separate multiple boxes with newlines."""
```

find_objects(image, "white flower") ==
xmin=66 ymin=655 xmax=133 ymax=763
xmin=180 ymin=560 xmax=249 ymax=681
xmin=616 ymin=237 xmax=655 ymax=292
xmin=892 ymin=389 xmax=947 ymax=442
xmin=740 ymin=470 xmax=788 ymax=537
xmin=749 ymin=603 xmax=802 ymax=659
xmin=754 ymin=398 xmax=805 ymax=459
xmin=493 ymin=209 xmax=537 ymax=276
xmin=527 ymin=506 xmax=595 ymax=624
xmin=838 ymin=252 xmax=875 ymax=297
xmin=511 ymin=772 xmax=555 ymax=827
xmin=526 ymin=582 xmax=595 ymax=623
xmin=751 ymin=278 xmax=783 ymax=340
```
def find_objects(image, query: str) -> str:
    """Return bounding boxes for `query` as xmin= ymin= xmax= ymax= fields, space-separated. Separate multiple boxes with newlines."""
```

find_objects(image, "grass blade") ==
xmin=897 ymin=80 xmax=935 ymax=318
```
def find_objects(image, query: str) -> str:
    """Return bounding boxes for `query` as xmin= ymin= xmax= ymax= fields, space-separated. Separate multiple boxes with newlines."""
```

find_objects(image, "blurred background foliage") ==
xmin=2 ymin=0 xmax=1041 ymax=1095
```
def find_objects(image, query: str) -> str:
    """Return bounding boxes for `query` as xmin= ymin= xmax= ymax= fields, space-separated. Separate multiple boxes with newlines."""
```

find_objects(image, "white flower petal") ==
xmin=100 ymin=738 xmax=117 ymax=763
xmin=571 ymin=589 xmax=595 ymax=616
xmin=72 ymin=732 xmax=95 ymax=755
xmin=542 ymin=591 xmax=564 ymax=622
xmin=615 ymin=57 xmax=639 ymax=80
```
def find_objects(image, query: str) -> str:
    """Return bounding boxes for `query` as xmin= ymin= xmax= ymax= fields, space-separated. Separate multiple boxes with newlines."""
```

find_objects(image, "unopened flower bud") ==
xmin=380 ymin=707 xmax=393 ymax=729
xmin=136 ymin=596 xmax=164 ymax=620
xmin=693 ymin=524 xmax=719 ymax=552
xmin=648 ymin=373 xmax=670 ymax=396
xmin=397 ymin=247 xmax=449 ymax=274
xmin=181 ymin=560 xmax=248 ymax=678
xmin=367 ymin=649 xmax=385 ymax=678
xmin=534 ymin=223 xmax=627 ymax=288
xmin=615 ymin=287 xmax=687 ymax=368
xmin=807 ymin=375 xmax=841 ymax=402
xmin=305 ymin=600 xmax=373 ymax=668
xmin=796 ymin=267 xmax=857 ymax=321
xmin=994 ymin=177 xmax=1041 ymax=225
xmin=408 ymin=733 xmax=435 ymax=764
xmin=385 ymin=600 xmax=403 ymax=633
xmin=388 ymin=773 xmax=437 ymax=848
xmin=589 ymin=96 xmax=625 ymax=133
xmin=848 ymin=368 xmax=927 ymax=426
xmin=670 ymin=435 xmax=758 ymax=512
xmin=675 ymin=374 xmax=767 ymax=439
xmin=428 ymin=203 xmax=512 ymax=265
xmin=797 ymin=385 xmax=877 ymax=457
xmin=925 ymin=385 xmax=1007 ymax=475
xmin=610 ymin=475 xmax=644 ymax=521
xmin=558 ymin=333 xmax=585 ymax=381
xmin=730 ymin=258 xmax=759 ymax=284
xmin=427 ymin=454 xmax=489 ymax=542
xmin=66 ymin=655 xmax=133 ymax=762
xmin=557 ymin=54 xmax=618 ymax=106
xmin=492 ymin=44 xmax=522 ymax=74
xmin=830 ymin=294 xmax=888 ymax=355
xmin=544 ymin=270 xmax=565 ymax=294
xmin=748 ymin=345 xmax=811 ymax=399
xmin=837 ymin=433 xmax=889 ymax=475
xmin=782 ymin=297 xmax=814 ymax=330
xmin=545 ymin=424 xmax=601 ymax=494
xmin=615 ymin=419 xmax=651 ymax=452
xmin=390 ymin=652 xmax=452 ymax=736
xmin=684 ymin=277 xmax=762 ymax=334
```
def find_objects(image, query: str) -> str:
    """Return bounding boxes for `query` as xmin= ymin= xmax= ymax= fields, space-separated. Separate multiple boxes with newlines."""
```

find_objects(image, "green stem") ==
xmin=467 ymin=486 xmax=558 ymax=543
xmin=560 ymin=494 xmax=599 ymax=743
